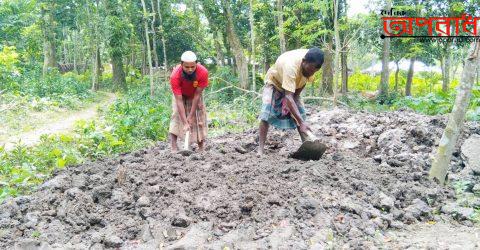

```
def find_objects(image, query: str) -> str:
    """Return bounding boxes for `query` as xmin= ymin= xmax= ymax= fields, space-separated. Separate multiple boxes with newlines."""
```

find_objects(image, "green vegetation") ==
xmin=0 ymin=68 xmax=260 ymax=201
xmin=339 ymin=88 xmax=480 ymax=121
xmin=340 ymin=71 xmax=479 ymax=120
xmin=452 ymin=180 xmax=480 ymax=223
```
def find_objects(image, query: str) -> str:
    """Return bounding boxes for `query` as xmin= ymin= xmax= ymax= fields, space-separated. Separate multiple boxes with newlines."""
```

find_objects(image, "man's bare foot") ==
xmin=257 ymin=148 xmax=265 ymax=156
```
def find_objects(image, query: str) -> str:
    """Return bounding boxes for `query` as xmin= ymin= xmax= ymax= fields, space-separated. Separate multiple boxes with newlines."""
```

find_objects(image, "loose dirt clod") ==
xmin=1 ymin=108 xmax=478 ymax=249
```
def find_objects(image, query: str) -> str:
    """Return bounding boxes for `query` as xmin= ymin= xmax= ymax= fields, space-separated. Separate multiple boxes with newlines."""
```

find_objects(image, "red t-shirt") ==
xmin=170 ymin=64 xmax=209 ymax=98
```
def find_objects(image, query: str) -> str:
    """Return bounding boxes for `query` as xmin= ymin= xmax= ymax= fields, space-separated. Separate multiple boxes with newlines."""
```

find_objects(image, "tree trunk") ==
xmin=73 ymin=30 xmax=78 ymax=73
xmin=43 ymin=38 xmax=56 ymax=75
xmin=126 ymin=38 xmax=134 ymax=85
xmin=405 ymin=57 xmax=415 ymax=96
xmin=157 ymin=0 xmax=168 ymax=81
xmin=128 ymin=33 xmax=136 ymax=74
xmin=84 ymin=56 xmax=89 ymax=73
xmin=223 ymin=1 xmax=249 ymax=89
xmin=341 ymin=51 xmax=348 ymax=93
xmin=277 ymin=0 xmax=286 ymax=53
xmin=429 ymin=41 xmax=480 ymax=185
xmin=321 ymin=40 xmax=333 ymax=95
xmin=62 ymin=27 xmax=67 ymax=64
xmin=41 ymin=6 xmax=56 ymax=76
xmin=105 ymin=0 xmax=126 ymax=90
xmin=379 ymin=0 xmax=391 ymax=100
xmin=440 ymin=55 xmax=445 ymax=85
xmin=92 ymin=47 xmax=101 ymax=91
xmin=452 ymin=60 xmax=459 ymax=83
xmin=222 ymin=31 xmax=233 ymax=69
xmin=150 ymin=0 xmax=159 ymax=69
xmin=394 ymin=60 xmax=399 ymax=92
xmin=333 ymin=0 xmax=341 ymax=103
xmin=141 ymin=33 xmax=146 ymax=76
xmin=112 ymin=53 xmax=127 ymax=91
xmin=264 ymin=44 xmax=271 ymax=72
xmin=213 ymin=31 xmax=225 ymax=66
xmin=249 ymin=0 xmax=256 ymax=91
xmin=97 ymin=48 xmax=102 ymax=84
xmin=442 ymin=46 xmax=451 ymax=92
xmin=91 ymin=0 xmax=101 ymax=91
xmin=141 ymin=0 xmax=155 ymax=96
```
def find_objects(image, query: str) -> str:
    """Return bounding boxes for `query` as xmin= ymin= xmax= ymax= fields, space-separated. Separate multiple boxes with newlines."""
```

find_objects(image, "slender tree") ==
xmin=105 ymin=0 xmax=127 ymax=91
xmin=277 ymin=0 xmax=286 ymax=53
xmin=379 ymin=0 xmax=391 ymax=100
xmin=405 ymin=57 xmax=415 ymax=96
xmin=157 ymin=0 xmax=168 ymax=81
xmin=430 ymin=41 xmax=480 ymax=184
xmin=322 ymin=41 xmax=333 ymax=95
xmin=141 ymin=0 xmax=154 ymax=96
xmin=40 ymin=2 xmax=56 ymax=76
xmin=249 ymin=0 xmax=256 ymax=91
xmin=333 ymin=0 xmax=341 ymax=103
xmin=150 ymin=0 xmax=159 ymax=69
xmin=221 ymin=0 xmax=249 ymax=89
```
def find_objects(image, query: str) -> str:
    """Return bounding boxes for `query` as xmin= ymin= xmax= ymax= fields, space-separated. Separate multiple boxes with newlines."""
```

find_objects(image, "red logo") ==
xmin=381 ymin=13 xmax=479 ymax=39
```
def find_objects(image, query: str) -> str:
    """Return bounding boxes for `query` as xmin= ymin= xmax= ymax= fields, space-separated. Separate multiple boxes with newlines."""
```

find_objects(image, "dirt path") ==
xmin=381 ymin=222 xmax=480 ymax=249
xmin=2 ymin=92 xmax=116 ymax=151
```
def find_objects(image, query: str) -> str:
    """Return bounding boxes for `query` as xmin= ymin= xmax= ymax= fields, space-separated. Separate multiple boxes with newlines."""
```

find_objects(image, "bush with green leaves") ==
xmin=348 ymin=71 xmax=453 ymax=97
xmin=18 ymin=70 xmax=92 ymax=98
xmin=391 ymin=92 xmax=454 ymax=115
xmin=390 ymin=85 xmax=480 ymax=120
xmin=339 ymin=88 xmax=479 ymax=121
xmin=0 ymin=45 xmax=20 ymax=90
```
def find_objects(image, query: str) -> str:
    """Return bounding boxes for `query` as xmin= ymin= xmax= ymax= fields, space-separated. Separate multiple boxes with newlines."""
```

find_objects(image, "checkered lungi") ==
xmin=258 ymin=84 xmax=306 ymax=130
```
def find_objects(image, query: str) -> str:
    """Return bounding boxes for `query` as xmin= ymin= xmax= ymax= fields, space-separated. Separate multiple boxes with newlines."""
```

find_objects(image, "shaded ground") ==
xmin=0 ymin=108 xmax=479 ymax=249
xmin=2 ymin=92 xmax=116 ymax=150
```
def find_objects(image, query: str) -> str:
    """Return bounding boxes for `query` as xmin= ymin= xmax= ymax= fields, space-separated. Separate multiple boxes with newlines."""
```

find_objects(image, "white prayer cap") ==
xmin=181 ymin=51 xmax=197 ymax=62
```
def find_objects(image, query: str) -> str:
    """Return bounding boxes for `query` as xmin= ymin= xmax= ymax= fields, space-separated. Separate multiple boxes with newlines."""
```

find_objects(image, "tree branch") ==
xmin=204 ymin=86 xmax=234 ymax=98
xmin=213 ymin=77 xmax=261 ymax=97
xmin=303 ymin=96 xmax=349 ymax=107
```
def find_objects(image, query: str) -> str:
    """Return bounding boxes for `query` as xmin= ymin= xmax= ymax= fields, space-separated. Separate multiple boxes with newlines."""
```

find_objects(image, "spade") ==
xmin=290 ymin=117 xmax=327 ymax=161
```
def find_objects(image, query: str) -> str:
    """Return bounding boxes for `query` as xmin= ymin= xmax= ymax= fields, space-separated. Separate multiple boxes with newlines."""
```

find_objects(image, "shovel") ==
xmin=178 ymin=107 xmax=202 ymax=156
xmin=177 ymin=130 xmax=194 ymax=156
xmin=290 ymin=116 xmax=327 ymax=161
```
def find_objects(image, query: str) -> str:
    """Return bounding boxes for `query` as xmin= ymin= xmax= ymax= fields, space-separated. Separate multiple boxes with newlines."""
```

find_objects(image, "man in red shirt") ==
xmin=169 ymin=51 xmax=209 ymax=152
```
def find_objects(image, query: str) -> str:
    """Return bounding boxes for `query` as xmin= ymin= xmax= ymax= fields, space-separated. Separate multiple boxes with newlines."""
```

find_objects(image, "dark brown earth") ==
xmin=1 ymin=108 xmax=479 ymax=249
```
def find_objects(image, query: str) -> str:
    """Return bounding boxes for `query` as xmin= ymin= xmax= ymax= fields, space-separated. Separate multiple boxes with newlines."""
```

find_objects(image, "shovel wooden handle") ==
xmin=304 ymin=130 xmax=318 ymax=141
xmin=184 ymin=130 xmax=190 ymax=150
xmin=291 ymin=114 xmax=317 ymax=141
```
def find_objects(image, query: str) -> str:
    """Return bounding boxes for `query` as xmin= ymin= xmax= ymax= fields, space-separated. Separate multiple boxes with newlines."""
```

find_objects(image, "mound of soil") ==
xmin=1 ymin=108 xmax=478 ymax=249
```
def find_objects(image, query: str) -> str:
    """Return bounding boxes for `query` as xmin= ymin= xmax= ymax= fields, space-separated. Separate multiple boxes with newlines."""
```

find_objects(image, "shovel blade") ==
xmin=290 ymin=140 xmax=327 ymax=161
xmin=177 ymin=149 xmax=194 ymax=156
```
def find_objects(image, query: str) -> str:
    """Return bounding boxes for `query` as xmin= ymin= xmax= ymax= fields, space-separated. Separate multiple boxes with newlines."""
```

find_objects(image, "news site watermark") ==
xmin=380 ymin=8 xmax=480 ymax=44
